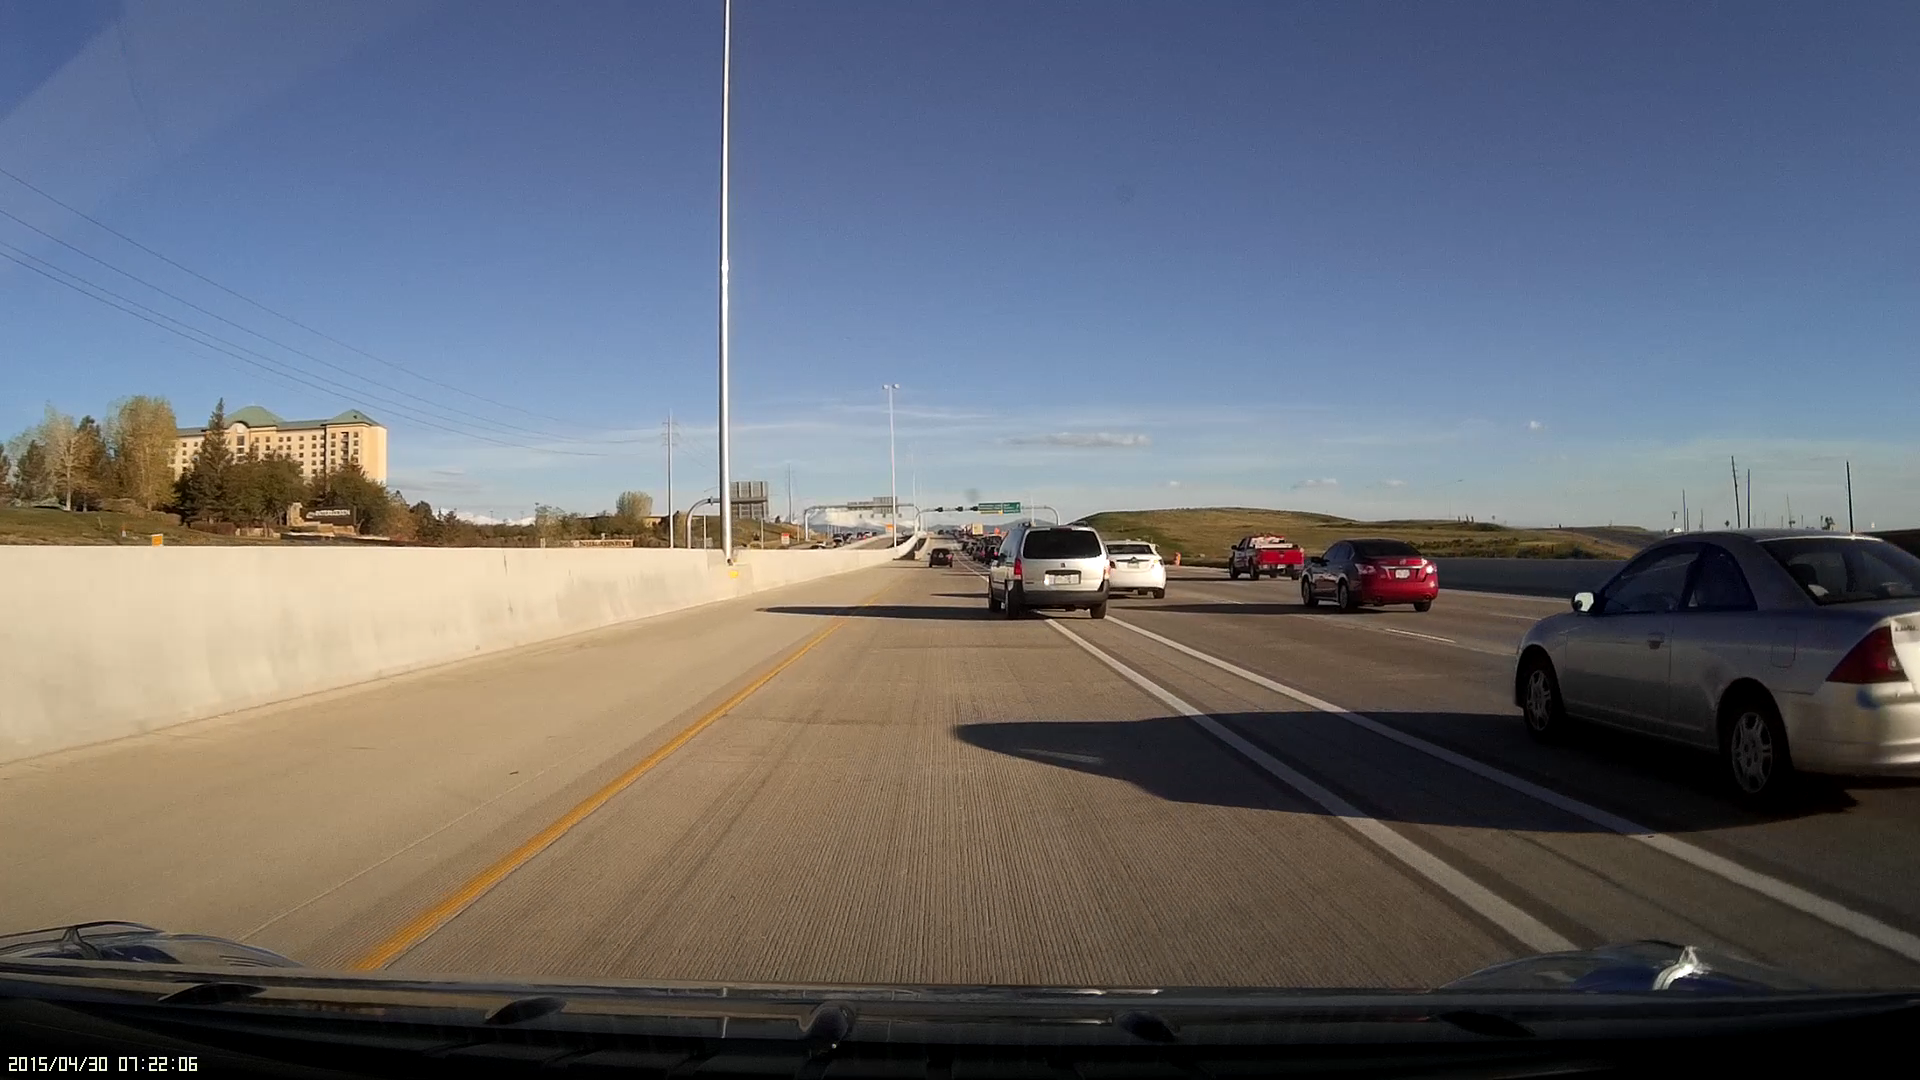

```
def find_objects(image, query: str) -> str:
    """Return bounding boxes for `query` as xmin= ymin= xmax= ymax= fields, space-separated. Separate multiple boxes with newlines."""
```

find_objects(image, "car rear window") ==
xmin=1350 ymin=539 xmax=1421 ymax=558
xmin=1762 ymin=538 xmax=1920 ymax=605
xmin=1022 ymin=529 xmax=1104 ymax=559
xmin=1107 ymin=542 xmax=1153 ymax=555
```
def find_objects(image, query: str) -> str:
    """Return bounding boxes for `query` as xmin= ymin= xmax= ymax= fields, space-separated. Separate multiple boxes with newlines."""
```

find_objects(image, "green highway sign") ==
xmin=975 ymin=502 xmax=1022 ymax=514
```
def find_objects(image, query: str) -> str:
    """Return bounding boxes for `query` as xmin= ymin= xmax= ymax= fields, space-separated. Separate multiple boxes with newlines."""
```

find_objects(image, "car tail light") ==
xmin=1105 ymin=561 xmax=1114 ymax=579
xmin=1424 ymin=560 xmax=1438 ymax=577
xmin=1012 ymin=558 xmax=1023 ymax=581
xmin=1828 ymin=626 xmax=1906 ymax=684
xmin=1357 ymin=562 xmax=1377 ymax=576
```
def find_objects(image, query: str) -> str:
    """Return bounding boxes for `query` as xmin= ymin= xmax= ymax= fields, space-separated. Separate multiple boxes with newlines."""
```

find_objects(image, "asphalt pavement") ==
xmin=5 ymin=558 xmax=1919 ymax=989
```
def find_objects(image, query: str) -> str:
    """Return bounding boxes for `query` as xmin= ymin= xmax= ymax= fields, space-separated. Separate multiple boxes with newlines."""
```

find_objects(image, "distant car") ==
xmin=987 ymin=524 xmax=1110 ymax=619
xmin=1301 ymin=538 xmax=1439 ymax=612
xmin=1515 ymin=530 xmax=1920 ymax=801
xmin=1105 ymin=540 xmax=1167 ymax=599
xmin=929 ymin=547 xmax=954 ymax=567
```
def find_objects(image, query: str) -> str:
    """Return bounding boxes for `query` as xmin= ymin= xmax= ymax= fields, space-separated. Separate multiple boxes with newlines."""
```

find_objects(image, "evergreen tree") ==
xmin=177 ymin=399 xmax=233 ymax=521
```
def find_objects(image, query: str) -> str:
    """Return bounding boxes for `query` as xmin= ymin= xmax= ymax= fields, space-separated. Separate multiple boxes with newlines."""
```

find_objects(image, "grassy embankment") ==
xmin=1072 ymin=507 xmax=1653 ymax=565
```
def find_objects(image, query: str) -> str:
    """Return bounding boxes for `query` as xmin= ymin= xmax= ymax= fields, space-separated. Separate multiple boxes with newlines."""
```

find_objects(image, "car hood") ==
xmin=0 ymin=925 xmax=1810 ymax=996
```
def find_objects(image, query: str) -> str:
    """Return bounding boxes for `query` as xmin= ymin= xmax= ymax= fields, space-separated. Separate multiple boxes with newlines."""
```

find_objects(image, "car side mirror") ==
xmin=1572 ymin=591 xmax=1596 ymax=614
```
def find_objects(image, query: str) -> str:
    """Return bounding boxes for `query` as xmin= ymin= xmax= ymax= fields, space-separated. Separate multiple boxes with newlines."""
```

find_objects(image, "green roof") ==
xmin=175 ymin=405 xmax=381 ymax=435
xmin=226 ymin=405 xmax=285 ymax=428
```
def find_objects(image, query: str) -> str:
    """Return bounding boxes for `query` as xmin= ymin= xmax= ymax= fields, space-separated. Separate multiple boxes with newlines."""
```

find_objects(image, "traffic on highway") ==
xmin=8 ymin=531 xmax=1920 ymax=1072
xmin=7 ymin=1 xmax=1920 ymax=1074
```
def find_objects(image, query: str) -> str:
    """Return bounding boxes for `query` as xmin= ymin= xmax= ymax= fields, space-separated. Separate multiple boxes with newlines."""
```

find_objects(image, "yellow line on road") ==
xmin=350 ymin=579 xmax=895 ymax=970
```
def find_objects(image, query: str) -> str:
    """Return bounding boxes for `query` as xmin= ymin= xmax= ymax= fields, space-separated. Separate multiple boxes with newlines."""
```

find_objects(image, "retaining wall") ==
xmin=0 ymin=543 xmax=908 ymax=764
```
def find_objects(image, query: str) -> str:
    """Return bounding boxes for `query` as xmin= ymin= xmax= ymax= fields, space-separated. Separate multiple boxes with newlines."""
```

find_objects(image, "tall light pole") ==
xmin=716 ymin=0 xmax=735 ymax=559
xmin=662 ymin=411 xmax=677 ymax=547
xmin=883 ymin=383 xmax=900 ymax=538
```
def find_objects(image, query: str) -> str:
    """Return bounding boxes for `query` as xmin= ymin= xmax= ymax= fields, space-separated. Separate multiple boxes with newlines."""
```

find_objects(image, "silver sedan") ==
xmin=1513 ymin=530 xmax=1920 ymax=801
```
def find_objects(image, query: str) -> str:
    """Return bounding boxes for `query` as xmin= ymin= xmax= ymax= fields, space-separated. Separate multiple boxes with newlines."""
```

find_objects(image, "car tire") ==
xmin=1722 ymin=692 xmax=1793 ymax=804
xmin=1152 ymin=588 xmax=1166 ymax=600
xmin=1090 ymin=599 xmax=1109 ymax=620
xmin=987 ymin=588 xmax=1002 ymax=612
xmin=1336 ymin=581 xmax=1355 ymax=612
xmin=1413 ymin=600 xmax=1433 ymax=612
xmin=1228 ymin=566 xmax=1241 ymax=580
xmin=1003 ymin=585 xmax=1024 ymax=620
xmin=1520 ymin=655 xmax=1568 ymax=743
xmin=1300 ymin=578 xmax=1318 ymax=607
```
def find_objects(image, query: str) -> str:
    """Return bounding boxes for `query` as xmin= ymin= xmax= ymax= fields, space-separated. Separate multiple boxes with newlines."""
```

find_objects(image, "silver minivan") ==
xmin=986 ymin=524 xmax=1111 ymax=619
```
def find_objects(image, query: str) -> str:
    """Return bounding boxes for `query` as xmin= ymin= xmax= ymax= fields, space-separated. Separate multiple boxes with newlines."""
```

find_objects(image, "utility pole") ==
xmin=786 ymin=462 xmax=793 ymax=524
xmin=883 ymin=383 xmax=900 ymax=539
xmin=716 ymin=0 xmax=735 ymax=559
xmin=1787 ymin=493 xmax=1793 ymax=528
xmin=1680 ymin=489 xmax=1687 ymax=533
xmin=1745 ymin=469 xmax=1752 ymax=529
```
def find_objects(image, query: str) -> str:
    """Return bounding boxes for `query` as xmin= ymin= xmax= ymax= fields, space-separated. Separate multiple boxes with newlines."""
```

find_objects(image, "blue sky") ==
xmin=4 ymin=0 xmax=1916 ymax=529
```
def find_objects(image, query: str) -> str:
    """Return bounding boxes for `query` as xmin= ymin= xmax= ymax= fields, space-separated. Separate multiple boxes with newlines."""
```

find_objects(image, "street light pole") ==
xmin=716 ymin=0 xmax=735 ymax=560
xmin=883 ymin=383 xmax=900 ymax=539
xmin=663 ymin=411 xmax=676 ymax=548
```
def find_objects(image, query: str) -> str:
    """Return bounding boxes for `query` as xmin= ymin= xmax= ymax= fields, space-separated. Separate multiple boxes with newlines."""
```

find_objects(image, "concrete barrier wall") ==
xmin=1432 ymin=557 xmax=1626 ymax=598
xmin=0 ymin=543 xmax=907 ymax=765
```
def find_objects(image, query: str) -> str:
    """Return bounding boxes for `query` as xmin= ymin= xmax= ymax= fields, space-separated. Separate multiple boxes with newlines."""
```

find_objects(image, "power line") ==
xmin=0 ymin=244 xmax=614 ymax=457
xmin=0 ymin=163 xmax=603 ymax=431
xmin=0 ymin=204 xmax=649 ymax=447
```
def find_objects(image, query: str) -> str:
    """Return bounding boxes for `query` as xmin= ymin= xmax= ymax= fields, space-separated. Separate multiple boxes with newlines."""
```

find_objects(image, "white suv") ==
xmin=986 ymin=524 xmax=1110 ymax=619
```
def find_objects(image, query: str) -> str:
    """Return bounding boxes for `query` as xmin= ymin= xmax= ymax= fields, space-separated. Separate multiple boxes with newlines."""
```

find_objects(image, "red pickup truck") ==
xmin=1227 ymin=534 xmax=1305 ymax=580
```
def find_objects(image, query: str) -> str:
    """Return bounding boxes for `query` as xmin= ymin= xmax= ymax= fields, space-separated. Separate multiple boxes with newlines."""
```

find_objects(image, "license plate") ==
xmin=1045 ymin=572 xmax=1080 ymax=585
xmin=1393 ymin=569 xmax=1411 ymax=579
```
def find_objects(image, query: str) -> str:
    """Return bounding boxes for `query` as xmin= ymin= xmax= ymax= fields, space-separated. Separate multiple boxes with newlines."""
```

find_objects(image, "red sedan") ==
xmin=1301 ymin=538 xmax=1439 ymax=612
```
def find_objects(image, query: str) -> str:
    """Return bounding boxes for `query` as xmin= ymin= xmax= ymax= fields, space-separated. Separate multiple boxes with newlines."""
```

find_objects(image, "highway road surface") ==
xmin=6 ymin=557 xmax=1920 ymax=990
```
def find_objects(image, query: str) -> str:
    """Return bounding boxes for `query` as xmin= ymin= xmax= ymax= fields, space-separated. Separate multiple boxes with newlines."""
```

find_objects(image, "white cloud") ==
xmin=1292 ymin=477 xmax=1339 ymax=489
xmin=1381 ymin=478 xmax=1407 ymax=487
xmin=1005 ymin=432 xmax=1152 ymax=448
xmin=1528 ymin=420 xmax=1547 ymax=432
xmin=1166 ymin=480 xmax=1182 ymax=488
xmin=452 ymin=511 xmax=535 ymax=526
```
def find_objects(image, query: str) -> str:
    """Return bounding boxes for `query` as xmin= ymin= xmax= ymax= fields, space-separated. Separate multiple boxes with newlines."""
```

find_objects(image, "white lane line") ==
xmin=1106 ymin=616 xmax=1920 ymax=965
xmin=1447 ymin=590 xmax=1571 ymax=605
xmin=1297 ymin=614 xmax=1516 ymax=658
xmin=1045 ymin=619 xmax=1575 ymax=954
xmin=1370 ymin=626 xmax=1456 ymax=644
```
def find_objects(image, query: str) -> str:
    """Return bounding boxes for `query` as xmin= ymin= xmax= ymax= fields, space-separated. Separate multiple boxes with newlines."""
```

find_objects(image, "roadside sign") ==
xmin=976 ymin=502 xmax=1021 ymax=514
xmin=150 ymin=534 xmax=164 ymax=546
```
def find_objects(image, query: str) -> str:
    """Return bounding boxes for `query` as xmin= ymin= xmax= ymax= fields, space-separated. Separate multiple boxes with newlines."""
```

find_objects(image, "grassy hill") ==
xmin=0 ymin=506 xmax=280 ymax=545
xmin=1071 ymin=507 xmax=1653 ymax=563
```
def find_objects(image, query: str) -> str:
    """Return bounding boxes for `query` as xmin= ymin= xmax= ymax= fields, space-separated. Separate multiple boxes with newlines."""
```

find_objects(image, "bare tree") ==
xmin=35 ymin=405 xmax=78 ymax=511
xmin=613 ymin=490 xmax=653 ymax=531
xmin=107 ymin=396 xmax=179 ymax=510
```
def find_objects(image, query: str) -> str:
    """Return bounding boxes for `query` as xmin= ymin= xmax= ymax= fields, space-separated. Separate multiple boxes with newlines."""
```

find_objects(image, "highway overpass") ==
xmin=4 ymin=554 xmax=1920 ymax=991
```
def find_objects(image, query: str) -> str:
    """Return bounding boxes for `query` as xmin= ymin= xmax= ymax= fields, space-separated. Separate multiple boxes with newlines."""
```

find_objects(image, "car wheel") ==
xmin=1413 ymin=600 xmax=1433 ymax=612
xmin=1300 ymin=578 xmax=1318 ymax=607
xmin=1336 ymin=581 xmax=1355 ymax=612
xmin=1228 ymin=565 xmax=1241 ymax=580
xmin=1152 ymin=588 xmax=1166 ymax=600
xmin=1722 ymin=693 xmax=1793 ymax=803
xmin=987 ymin=588 xmax=1002 ymax=612
xmin=1520 ymin=655 xmax=1567 ymax=743
xmin=1003 ymin=585 xmax=1024 ymax=620
xmin=1090 ymin=599 xmax=1109 ymax=620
